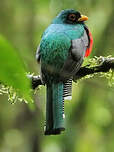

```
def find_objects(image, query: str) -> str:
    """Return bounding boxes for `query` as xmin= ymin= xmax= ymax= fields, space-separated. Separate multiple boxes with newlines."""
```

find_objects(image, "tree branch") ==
xmin=27 ymin=75 xmax=42 ymax=89
xmin=73 ymin=57 xmax=114 ymax=81
xmin=28 ymin=57 xmax=114 ymax=89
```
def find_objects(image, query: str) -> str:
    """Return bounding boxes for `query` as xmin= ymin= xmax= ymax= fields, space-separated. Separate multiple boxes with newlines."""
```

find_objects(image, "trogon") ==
xmin=36 ymin=9 xmax=93 ymax=135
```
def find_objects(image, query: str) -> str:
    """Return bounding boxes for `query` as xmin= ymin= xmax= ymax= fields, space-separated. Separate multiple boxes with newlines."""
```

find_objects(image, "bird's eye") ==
xmin=68 ymin=14 xmax=76 ymax=21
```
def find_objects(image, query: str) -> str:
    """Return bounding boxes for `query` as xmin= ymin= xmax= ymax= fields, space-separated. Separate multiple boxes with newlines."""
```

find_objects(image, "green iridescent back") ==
xmin=40 ymin=24 xmax=84 ymax=78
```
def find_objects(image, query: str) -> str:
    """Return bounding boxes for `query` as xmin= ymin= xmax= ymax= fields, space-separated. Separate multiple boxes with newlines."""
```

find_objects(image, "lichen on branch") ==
xmin=29 ymin=56 xmax=114 ymax=89
xmin=0 ymin=56 xmax=114 ymax=103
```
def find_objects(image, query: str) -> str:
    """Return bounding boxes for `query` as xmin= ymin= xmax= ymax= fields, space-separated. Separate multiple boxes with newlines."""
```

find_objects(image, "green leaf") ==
xmin=0 ymin=35 xmax=32 ymax=102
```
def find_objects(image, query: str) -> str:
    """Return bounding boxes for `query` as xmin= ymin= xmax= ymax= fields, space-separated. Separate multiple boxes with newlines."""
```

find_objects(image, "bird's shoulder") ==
xmin=42 ymin=23 xmax=84 ymax=39
xmin=40 ymin=24 xmax=72 ymax=51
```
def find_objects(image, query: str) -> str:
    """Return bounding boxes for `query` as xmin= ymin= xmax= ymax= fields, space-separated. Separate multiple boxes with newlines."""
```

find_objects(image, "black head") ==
xmin=52 ymin=9 xmax=88 ymax=24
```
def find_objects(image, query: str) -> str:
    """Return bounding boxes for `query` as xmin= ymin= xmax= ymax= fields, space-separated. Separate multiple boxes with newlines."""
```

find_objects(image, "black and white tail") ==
xmin=63 ymin=79 xmax=72 ymax=100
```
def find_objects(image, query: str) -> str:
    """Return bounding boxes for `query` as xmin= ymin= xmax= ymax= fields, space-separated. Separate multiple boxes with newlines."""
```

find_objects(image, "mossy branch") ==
xmin=73 ymin=57 xmax=114 ymax=81
xmin=28 ymin=57 xmax=114 ymax=89
xmin=0 ymin=56 xmax=114 ymax=104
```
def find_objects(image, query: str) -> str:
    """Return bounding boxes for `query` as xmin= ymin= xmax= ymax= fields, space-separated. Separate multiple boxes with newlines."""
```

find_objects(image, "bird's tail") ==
xmin=63 ymin=79 xmax=72 ymax=100
xmin=44 ymin=81 xmax=65 ymax=135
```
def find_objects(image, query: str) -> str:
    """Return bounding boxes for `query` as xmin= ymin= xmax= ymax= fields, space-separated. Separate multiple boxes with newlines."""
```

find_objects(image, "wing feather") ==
xmin=60 ymin=30 xmax=89 ymax=79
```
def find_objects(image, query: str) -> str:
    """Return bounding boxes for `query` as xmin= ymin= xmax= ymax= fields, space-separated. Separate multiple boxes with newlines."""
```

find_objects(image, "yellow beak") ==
xmin=78 ymin=15 xmax=88 ymax=22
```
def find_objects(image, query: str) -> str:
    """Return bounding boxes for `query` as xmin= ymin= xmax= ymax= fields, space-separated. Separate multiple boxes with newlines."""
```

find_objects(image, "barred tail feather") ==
xmin=63 ymin=79 xmax=72 ymax=100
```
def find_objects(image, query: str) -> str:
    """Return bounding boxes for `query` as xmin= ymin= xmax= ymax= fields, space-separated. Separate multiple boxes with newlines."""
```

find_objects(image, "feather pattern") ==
xmin=63 ymin=79 xmax=72 ymax=100
xmin=36 ymin=9 xmax=93 ymax=135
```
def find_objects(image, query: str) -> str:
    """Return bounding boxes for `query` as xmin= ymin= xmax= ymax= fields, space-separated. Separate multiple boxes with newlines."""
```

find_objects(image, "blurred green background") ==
xmin=0 ymin=0 xmax=114 ymax=152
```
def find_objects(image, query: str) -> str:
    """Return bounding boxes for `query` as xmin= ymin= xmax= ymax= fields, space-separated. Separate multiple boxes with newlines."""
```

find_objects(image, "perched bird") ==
xmin=36 ymin=9 xmax=93 ymax=135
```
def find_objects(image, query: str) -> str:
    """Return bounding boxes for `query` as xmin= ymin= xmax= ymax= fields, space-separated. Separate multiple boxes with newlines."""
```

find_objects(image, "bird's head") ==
xmin=52 ymin=9 xmax=88 ymax=24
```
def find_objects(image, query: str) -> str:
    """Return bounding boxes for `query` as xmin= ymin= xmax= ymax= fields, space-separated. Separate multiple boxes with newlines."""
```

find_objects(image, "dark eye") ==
xmin=68 ymin=14 xmax=76 ymax=21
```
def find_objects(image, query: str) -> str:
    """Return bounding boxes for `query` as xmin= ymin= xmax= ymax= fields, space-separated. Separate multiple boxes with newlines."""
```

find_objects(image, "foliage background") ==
xmin=0 ymin=0 xmax=114 ymax=152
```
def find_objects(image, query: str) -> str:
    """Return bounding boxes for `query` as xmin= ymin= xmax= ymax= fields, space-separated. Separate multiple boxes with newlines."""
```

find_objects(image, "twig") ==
xmin=73 ymin=57 xmax=114 ymax=81
xmin=27 ymin=75 xmax=43 ymax=89
xmin=28 ymin=57 xmax=114 ymax=89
